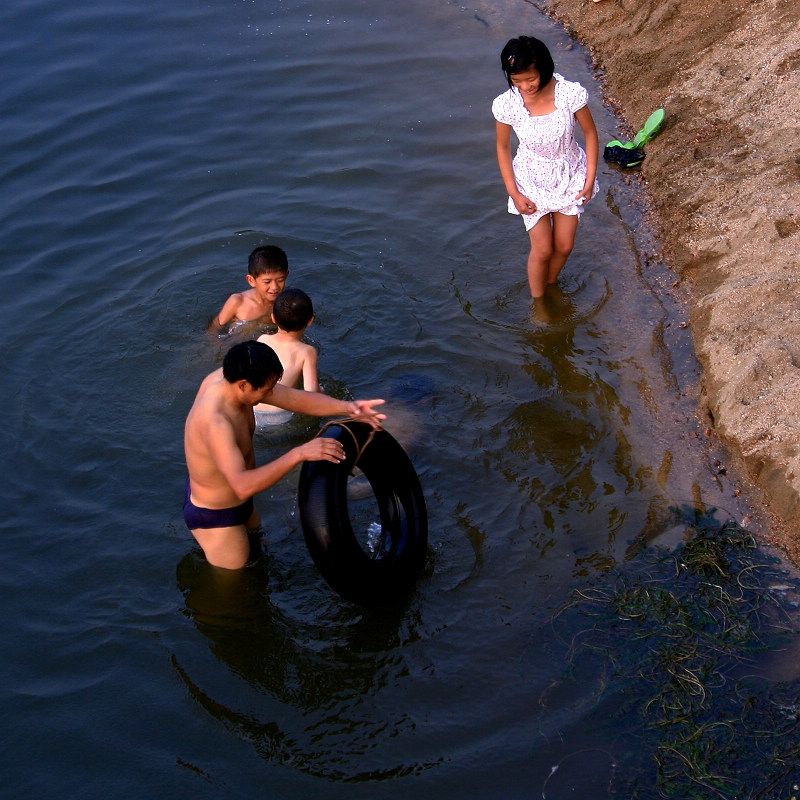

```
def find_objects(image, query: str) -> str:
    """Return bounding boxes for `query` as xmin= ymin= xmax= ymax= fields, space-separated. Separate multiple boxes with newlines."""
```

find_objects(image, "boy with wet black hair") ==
xmin=210 ymin=245 xmax=289 ymax=332
xmin=254 ymin=288 xmax=319 ymax=427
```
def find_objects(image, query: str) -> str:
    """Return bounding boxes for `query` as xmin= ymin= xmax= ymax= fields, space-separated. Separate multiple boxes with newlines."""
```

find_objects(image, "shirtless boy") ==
xmin=183 ymin=339 xmax=385 ymax=569
xmin=209 ymin=245 xmax=289 ymax=332
xmin=254 ymin=287 xmax=318 ymax=428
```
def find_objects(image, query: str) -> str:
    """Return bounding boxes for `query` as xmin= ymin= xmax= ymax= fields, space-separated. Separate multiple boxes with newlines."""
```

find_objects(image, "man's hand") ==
xmin=295 ymin=436 xmax=346 ymax=464
xmin=346 ymin=399 xmax=386 ymax=429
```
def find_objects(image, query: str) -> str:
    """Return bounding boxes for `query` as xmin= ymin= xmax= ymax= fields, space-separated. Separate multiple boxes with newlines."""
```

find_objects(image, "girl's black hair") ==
xmin=500 ymin=36 xmax=555 ymax=90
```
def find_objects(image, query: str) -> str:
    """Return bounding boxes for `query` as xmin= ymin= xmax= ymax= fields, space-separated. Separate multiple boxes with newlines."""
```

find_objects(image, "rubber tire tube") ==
xmin=298 ymin=421 xmax=428 ymax=607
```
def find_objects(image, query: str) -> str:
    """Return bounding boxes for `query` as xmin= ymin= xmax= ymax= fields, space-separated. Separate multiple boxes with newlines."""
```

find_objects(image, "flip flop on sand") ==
xmin=632 ymin=108 xmax=665 ymax=149
xmin=603 ymin=108 xmax=664 ymax=168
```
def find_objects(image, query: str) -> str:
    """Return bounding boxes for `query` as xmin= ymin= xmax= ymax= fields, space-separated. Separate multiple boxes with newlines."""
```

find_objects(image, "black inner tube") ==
xmin=298 ymin=421 xmax=428 ymax=607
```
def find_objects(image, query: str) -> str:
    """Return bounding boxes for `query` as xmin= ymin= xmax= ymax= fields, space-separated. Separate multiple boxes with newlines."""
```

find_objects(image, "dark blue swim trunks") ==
xmin=183 ymin=477 xmax=254 ymax=529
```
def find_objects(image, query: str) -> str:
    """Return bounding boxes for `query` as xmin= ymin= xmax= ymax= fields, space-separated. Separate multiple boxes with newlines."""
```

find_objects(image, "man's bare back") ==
xmin=184 ymin=369 xmax=260 ymax=510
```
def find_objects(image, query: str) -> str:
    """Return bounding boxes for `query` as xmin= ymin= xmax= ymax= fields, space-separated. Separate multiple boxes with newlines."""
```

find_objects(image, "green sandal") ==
xmin=603 ymin=108 xmax=664 ymax=168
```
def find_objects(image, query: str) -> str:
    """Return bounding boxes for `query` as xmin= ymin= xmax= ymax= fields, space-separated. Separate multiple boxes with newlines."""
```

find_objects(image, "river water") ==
xmin=2 ymin=0 xmax=799 ymax=797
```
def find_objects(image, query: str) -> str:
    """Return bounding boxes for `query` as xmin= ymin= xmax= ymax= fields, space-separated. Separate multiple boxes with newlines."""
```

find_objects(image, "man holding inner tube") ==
xmin=183 ymin=339 xmax=386 ymax=569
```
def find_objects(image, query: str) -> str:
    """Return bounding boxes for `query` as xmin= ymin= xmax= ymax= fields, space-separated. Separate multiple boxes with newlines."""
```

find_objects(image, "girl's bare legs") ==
xmin=526 ymin=212 xmax=580 ymax=298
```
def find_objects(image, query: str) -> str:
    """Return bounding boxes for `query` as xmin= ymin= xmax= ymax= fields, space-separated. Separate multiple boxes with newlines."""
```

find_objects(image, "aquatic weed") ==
xmin=552 ymin=508 xmax=800 ymax=799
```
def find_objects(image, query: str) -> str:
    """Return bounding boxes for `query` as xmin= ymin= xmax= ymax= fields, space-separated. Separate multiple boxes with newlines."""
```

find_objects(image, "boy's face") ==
xmin=247 ymin=270 xmax=288 ymax=304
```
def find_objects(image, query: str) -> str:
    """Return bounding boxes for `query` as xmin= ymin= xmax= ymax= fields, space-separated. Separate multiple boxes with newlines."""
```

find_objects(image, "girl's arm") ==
xmin=575 ymin=105 xmax=599 ymax=204
xmin=495 ymin=121 xmax=536 ymax=214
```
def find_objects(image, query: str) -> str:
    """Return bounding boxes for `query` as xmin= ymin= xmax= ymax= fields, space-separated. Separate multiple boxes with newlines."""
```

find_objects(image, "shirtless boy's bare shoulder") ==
xmin=210 ymin=245 xmax=290 ymax=331
xmin=251 ymin=288 xmax=320 ymax=420
xmin=213 ymin=288 xmax=272 ymax=329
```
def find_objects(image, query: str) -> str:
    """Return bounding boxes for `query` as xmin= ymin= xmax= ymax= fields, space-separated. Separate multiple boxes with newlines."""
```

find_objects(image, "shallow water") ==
xmin=2 ymin=0 xmax=799 ymax=797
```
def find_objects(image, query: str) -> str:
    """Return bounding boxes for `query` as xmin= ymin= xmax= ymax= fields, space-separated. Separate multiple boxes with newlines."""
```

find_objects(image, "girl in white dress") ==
xmin=493 ymin=36 xmax=599 ymax=300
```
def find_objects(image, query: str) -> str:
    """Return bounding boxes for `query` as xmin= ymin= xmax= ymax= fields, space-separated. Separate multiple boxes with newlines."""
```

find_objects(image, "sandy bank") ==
xmin=534 ymin=0 xmax=800 ymax=560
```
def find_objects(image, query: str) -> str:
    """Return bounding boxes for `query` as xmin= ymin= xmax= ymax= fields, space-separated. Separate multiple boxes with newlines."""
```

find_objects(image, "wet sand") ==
xmin=538 ymin=0 xmax=800 ymax=561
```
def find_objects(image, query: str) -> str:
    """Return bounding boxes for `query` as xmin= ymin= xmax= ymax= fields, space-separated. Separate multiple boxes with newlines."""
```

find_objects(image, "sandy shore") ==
xmin=533 ymin=0 xmax=800 ymax=561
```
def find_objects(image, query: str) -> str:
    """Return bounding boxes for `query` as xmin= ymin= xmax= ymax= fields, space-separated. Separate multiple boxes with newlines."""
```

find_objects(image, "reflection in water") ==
xmin=480 ymin=303 xmax=642 ymax=573
xmin=175 ymin=551 xmax=441 ymax=781
xmin=531 ymin=271 xmax=608 ymax=328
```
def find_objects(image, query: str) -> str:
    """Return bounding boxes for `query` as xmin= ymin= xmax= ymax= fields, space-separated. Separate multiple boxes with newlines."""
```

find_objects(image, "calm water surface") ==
xmin=2 ymin=0 xmax=799 ymax=797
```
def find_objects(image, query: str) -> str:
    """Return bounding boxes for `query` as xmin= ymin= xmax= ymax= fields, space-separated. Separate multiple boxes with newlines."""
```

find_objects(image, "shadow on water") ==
xmin=174 ymin=504 xmax=800 ymax=798
xmin=175 ymin=550 xmax=442 ymax=782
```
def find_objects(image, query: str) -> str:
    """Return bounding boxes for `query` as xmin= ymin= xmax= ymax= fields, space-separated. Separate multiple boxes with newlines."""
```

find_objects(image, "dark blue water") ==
xmin=2 ymin=0 xmax=799 ymax=797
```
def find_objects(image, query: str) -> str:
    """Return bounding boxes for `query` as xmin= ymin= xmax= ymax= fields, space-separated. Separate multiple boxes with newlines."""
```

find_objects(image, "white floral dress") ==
xmin=492 ymin=73 xmax=598 ymax=230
